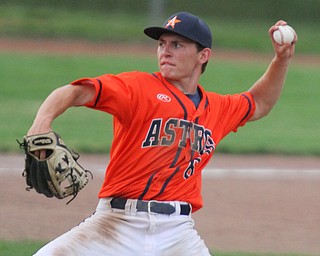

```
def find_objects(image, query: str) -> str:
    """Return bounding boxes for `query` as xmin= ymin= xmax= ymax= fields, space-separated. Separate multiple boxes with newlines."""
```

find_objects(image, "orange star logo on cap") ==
xmin=165 ymin=16 xmax=181 ymax=29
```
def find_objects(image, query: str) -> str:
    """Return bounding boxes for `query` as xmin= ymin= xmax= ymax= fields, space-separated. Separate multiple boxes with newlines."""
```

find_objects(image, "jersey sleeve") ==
xmin=217 ymin=91 xmax=256 ymax=136
xmin=235 ymin=92 xmax=255 ymax=128
xmin=70 ymin=78 xmax=101 ymax=108
xmin=71 ymin=72 xmax=141 ymax=125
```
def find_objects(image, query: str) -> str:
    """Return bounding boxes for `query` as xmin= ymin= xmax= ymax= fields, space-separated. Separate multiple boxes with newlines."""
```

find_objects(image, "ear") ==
xmin=199 ymin=48 xmax=211 ymax=64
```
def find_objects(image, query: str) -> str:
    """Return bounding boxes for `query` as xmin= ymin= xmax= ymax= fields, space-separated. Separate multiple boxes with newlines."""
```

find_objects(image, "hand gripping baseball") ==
xmin=17 ymin=131 xmax=93 ymax=204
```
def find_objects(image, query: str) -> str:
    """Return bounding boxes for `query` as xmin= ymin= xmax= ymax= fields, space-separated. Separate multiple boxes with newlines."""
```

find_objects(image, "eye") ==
xmin=158 ymin=41 xmax=165 ymax=47
xmin=173 ymin=42 xmax=182 ymax=48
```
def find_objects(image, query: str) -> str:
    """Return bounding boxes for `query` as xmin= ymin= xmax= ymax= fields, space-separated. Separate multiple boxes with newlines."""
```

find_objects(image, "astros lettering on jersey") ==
xmin=71 ymin=71 xmax=255 ymax=212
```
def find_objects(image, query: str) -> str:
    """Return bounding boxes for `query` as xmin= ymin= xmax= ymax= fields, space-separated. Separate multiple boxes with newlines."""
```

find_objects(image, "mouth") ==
xmin=160 ymin=61 xmax=175 ymax=67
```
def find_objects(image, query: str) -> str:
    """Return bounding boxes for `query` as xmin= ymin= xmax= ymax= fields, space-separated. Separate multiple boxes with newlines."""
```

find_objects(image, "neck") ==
xmin=167 ymin=77 xmax=199 ymax=95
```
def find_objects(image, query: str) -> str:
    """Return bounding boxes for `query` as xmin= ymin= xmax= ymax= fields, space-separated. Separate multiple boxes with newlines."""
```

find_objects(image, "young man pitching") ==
xmin=27 ymin=12 xmax=297 ymax=255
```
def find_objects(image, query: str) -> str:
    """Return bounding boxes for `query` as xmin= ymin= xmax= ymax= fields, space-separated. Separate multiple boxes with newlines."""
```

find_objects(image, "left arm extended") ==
xmin=249 ymin=20 xmax=298 ymax=121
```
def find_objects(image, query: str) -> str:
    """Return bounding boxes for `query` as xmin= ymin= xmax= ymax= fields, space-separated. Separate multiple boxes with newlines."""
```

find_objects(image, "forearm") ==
xmin=28 ymin=88 xmax=71 ymax=134
xmin=249 ymin=56 xmax=291 ymax=120
xmin=248 ymin=20 xmax=297 ymax=121
xmin=28 ymin=84 xmax=94 ymax=135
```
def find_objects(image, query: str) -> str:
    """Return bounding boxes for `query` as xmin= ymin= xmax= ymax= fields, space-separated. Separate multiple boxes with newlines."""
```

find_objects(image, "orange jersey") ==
xmin=71 ymin=71 xmax=255 ymax=212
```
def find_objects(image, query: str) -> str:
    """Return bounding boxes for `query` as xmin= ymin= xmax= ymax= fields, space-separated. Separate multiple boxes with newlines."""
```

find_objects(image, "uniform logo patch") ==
xmin=165 ymin=15 xmax=181 ymax=29
xmin=157 ymin=93 xmax=171 ymax=102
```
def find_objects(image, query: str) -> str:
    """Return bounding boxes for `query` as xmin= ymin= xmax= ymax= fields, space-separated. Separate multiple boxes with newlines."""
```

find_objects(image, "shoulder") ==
xmin=205 ymin=90 xmax=253 ymax=102
xmin=204 ymin=91 xmax=255 ymax=113
xmin=116 ymin=71 xmax=157 ymax=80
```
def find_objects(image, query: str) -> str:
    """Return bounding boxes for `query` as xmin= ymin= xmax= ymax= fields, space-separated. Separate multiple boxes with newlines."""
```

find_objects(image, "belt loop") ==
xmin=124 ymin=199 xmax=138 ymax=215
xmin=124 ymin=200 xmax=131 ymax=214
xmin=130 ymin=199 xmax=138 ymax=215
xmin=131 ymin=199 xmax=138 ymax=214
xmin=174 ymin=201 xmax=181 ymax=215
xmin=97 ymin=198 xmax=113 ymax=212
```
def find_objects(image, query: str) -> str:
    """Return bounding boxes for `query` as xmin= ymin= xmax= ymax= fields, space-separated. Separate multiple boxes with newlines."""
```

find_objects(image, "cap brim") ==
xmin=144 ymin=27 xmax=183 ymax=40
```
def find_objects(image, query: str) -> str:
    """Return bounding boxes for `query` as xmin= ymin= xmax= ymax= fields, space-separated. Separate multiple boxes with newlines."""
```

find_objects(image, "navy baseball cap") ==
xmin=144 ymin=12 xmax=212 ymax=49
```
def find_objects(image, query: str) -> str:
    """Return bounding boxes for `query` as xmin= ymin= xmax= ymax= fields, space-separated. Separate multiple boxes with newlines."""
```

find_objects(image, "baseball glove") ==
xmin=17 ymin=131 xmax=92 ymax=204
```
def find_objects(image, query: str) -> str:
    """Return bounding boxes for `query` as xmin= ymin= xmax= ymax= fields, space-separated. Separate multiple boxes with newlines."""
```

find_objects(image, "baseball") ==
xmin=273 ymin=25 xmax=295 ymax=45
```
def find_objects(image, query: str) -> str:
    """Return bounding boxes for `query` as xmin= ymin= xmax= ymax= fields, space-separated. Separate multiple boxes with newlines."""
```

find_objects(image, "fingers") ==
xmin=269 ymin=20 xmax=298 ymax=44
xmin=269 ymin=20 xmax=286 ymax=36
xmin=27 ymin=129 xmax=52 ymax=160
xmin=40 ymin=150 xmax=47 ymax=159
xmin=269 ymin=20 xmax=297 ymax=60
xmin=34 ymin=149 xmax=47 ymax=160
xmin=275 ymin=20 xmax=287 ymax=27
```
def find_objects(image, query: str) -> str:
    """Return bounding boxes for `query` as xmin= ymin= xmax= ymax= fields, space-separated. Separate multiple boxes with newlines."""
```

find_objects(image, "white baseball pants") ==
xmin=33 ymin=198 xmax=212 ymax=256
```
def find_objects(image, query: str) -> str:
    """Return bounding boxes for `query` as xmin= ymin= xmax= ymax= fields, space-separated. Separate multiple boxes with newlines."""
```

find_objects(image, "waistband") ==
xmin=98 ymin=197 xmax=191 ymax=216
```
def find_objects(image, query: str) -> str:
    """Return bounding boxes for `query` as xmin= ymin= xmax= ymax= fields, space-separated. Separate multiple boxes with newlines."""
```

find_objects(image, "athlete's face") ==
xmin=157 ymin=34 xmax=209 ymax=86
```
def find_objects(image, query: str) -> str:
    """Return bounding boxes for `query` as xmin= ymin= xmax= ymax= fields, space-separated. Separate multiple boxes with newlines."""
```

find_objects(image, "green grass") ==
xmin=1 ymin=2 xmax=319 ymax=154
xmin=1 ymin=53 xmax=158 ymax=153
xmin=1 ymin=52 xmax=319 ymax=155
xmin=201 ymin=61 xmax=320 ymax=155
xmin=214 ymin=253 xmax=310 ymax=256
xmin=0 ymin=4 xmax=147 ymax=43
xmin=0 ymin=240 xmax=47 ymax=256
xmin=0 ymin=3 xmax=319 ymax=54
xmin=0 ymin=240 xmax=310 ymax=256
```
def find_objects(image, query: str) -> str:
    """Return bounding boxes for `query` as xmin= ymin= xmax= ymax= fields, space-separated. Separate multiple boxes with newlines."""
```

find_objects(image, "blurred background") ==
xmin=1 ymin=2 xmax=320 ymax=255
xmin=0 ymin=0 xmax=319 ymax=154
xmin=0 ymin=0 xmax=319 ymax=52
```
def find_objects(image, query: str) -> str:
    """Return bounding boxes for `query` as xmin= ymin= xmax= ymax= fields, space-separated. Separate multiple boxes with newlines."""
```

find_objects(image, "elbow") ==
xmin=251 ymin=108 xmax=272 ymax=121
xmin=250 ymin=100 xmax=275 ymax=121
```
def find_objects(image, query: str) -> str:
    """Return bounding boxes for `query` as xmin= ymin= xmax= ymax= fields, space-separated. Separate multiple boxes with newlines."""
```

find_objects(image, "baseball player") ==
xmin=28 ymin=12 xmax=297 ymax=256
